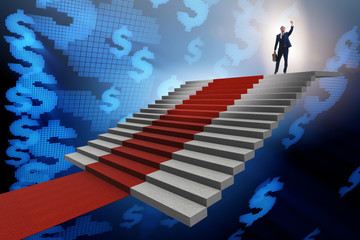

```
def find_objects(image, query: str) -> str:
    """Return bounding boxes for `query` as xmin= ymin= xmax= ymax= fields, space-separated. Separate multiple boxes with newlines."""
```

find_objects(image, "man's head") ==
xmin=280 ymin=26 xmax=286 ymax=33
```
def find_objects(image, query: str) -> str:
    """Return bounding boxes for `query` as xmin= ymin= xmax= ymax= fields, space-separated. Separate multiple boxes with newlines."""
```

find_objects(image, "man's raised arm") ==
xmin=288 ymin=20 xmax=294 ymax=36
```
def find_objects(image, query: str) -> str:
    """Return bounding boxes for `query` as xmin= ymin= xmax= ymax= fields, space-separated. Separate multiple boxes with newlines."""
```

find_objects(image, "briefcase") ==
xmin=272 ymin=53 xmax=277 ymax=62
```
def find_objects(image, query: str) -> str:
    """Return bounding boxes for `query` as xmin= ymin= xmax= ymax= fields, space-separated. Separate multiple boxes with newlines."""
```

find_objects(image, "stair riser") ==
xmin=98 ymin=156 xmax=148 ymax=180
xmin=143 ymin=126 xmax=196 ymax=139
xmin=148 ymin=104 xmax=176 ymax=109
xmin=133 ymin=113 xmax=161 ymax=120
xmin=234 ymin=99 xmax=296 ymax=106
xmin=172 ymin=152 xmax=244 ymax=175
xmin=145 ymin=175 xmax=221 ymax=207
xmin=169 ymin=91 xmax=197 ymax=96
xmin=117 ymin=123 xmax=144 ymax=131
xmin=249 ymin=87 xmax=305 ymax=93
xmin=162 ymin=95 xmax=191 ymax=100
xmin=160 ymin=115 xmax=212 ymax=124
xmin=98 ymin=135 xmax=126 ymax=145
xmin=175 ymin=104 xmax=228 ymax=111
xmin=153 ymin=120 xmax=205 ymax=131
xmin=86 ymin=166 xmax=131 ymax=193
xmin=108 ymin=129 xmax=134 ymax=138
xmin=126 ymin=118 xmax=153 ymax=125
xmin=167 ymin=109 xmax=220 ymax=117
xmin=155 ymin=99 xmax=184 ymax=104
xmin=219 ymin=112 xmax=283 ymax=121
xmin=204 ymin=126 xmax=271 ymax=139
xmin=184 ymin=143 xmax=254 ymax=161
xmin=111 ymin=148 xmax=163 ymax=168
xmin=88 ymin=141 xmax=113 ymax=153
xmin=241 ymin=93 xmax=300 ymax=99
xmin=141 ymin=108 xmax=168 ymax=114
xmin=211 ymin=118 xmax=277 ymax=130
xmin=122 ymin=141 xmax=174 ymax=158
xmin=194 ymin=134 xmax=263 ymax=149
xmin=132 ymin=133 xmax=186 ymax=148
xmin=160 ymin=164 xmax=234 ymax=190
xmin=227 ymin=105 xmax=290 ymax=113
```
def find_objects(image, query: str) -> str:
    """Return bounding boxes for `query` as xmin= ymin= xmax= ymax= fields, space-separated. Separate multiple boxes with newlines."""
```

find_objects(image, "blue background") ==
xmin=1 ymin=0 xmax=360 ymax=239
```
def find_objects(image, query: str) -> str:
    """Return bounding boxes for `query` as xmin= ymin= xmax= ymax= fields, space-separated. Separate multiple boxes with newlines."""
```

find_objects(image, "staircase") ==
xmin=65 ymin=71 xmax=342 ymax=227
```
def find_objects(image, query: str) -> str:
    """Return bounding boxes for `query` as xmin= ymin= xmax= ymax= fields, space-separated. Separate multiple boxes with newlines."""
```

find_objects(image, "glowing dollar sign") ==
xmin=110 ymin=25 xmax=132 ymax=59
xmin=339 ymin=166 xmax=360 ymax=198
xmin=239 ymin=177 xmax=284 ymax=227
xmin=4 ymin=9 xmax=44 ymax=74
xmin=100 ymin=86 xmax=121 ymax=114
xmin=213 ymin=56 xmax=231 ymax=77
xmin=157 ymin=75 xmax=182 ymax=99
xmin=129 ymin=46 xmax=154 ymax=83
xmin=149 ymin=0 xmax=170 ymax=8
xmin=225 ymin=0 xmax=267 ymax=66
xmin=185 ymin=37 xmax=204 ymax=64
xmin=177 ymin=0 xmax=209 ymax=32
xmin=120 ymin=204 xmax=144 ymax=229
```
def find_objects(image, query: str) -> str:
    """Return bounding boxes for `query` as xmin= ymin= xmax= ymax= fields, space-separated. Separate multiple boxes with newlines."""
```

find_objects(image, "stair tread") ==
xmin=100 ymin=154 xmax=158 ymax=175
xmin=161 ymin=160 xmax=233 ymax=183
xmin=147 ymin=170 xmax=220 ymax=199
xmin=118 ymin=122 xmax=148 ymax=128
xmin=88 ymin=139 xmax=120 ymax=149
xmin=174 ymin=149 xmax=243 ymax=169
xmin=109 ymin=127 xmax=139 ymax=134
xmin=77 ymin=145 xmax=108 ymax=157
xmin=215 ymin=117 xmax=276 ymax=124
xmin=87 ymin=162 xmax=143 ymax=187
xmin=195 ymin=132 xmax=262 ymax=143
xmin=112 ymin=146 xmax=170 ymax=164
xmin=223 ymin=111 xmax=283 ymax=116
xmin=65 ymin=152 xmax=98 ymax=169
xmin=205 ymin=124 xmax=270 ymax=133
xmin=134 ymin=131 xmax=190 ymax=143
xmin=185 ymin=140 xmax=254 ymax=154
xmin=124 ymin=138 xmax=182 ymax=152
xmin=232 ymin=104 xmax=290 ymax=108
xmin=99 ymin=133 xmax=131 ymax=142
xmin=130 ymin=182 xmax=207 ymax=226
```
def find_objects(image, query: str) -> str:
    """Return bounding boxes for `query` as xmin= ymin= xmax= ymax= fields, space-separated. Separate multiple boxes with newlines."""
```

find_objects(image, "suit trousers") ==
xmin=275 ymin=47 xmax=289 ymax=74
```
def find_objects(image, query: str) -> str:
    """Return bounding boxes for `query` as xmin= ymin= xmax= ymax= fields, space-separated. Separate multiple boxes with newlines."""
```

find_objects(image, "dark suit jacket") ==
xmin=274 ymin=25 xmax=294 ymax=51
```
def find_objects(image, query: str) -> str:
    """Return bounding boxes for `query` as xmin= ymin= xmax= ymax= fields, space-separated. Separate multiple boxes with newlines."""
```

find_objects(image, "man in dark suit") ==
xmin=274 ymin=21 xmax=294 ymax=74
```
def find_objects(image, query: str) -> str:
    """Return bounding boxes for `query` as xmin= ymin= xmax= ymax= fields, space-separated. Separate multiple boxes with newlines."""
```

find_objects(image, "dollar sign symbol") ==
xmin=281 ymin=113 xmax=314 ymax=149
xmin=339 ymin=166 xmax=360 ymax=198
xmin=225 ymin=0 xmax=267 ymax=66
xmin=149 ymin=0 xmax=170 ymax=8
xmin=177 ymin=0 xmax=209 ymax=32
xmin=5 ymin=84 xmax=32 ymax=116
xmin=239 ymin=177 xmax=284 ymax=227
xmin=157 ymin=75 xmax=182 ymax=98
xmin=213 ymin=56 xmax=231 ymax=77
xmin=185 ymin=37 xmax=204 ymax=64
xmin=5 ymin=139 xmax=30 ymax=167
xmin=160 ymin=218 xmax=178 ymax=228
xmin=120 ymin=204 xmax=144 ymax=229
xmin=100 ymin=86 xmax=121 ymax=114
xmin=110 ymin=26 xmax=132 ymax=59
xmin=129 ymin=46 xmax=154 ymax=83
xmin=4 ymin=9 xmax=45 ymax=74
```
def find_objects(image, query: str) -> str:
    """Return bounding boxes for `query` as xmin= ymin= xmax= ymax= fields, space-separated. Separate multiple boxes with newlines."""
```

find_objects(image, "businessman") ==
xmin=274 ymin=21 xmax=294 ymax=74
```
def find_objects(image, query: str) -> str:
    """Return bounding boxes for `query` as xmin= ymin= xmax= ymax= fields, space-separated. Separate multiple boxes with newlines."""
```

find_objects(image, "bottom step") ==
xmin=130 ymin=182 xmax=207 ymax=227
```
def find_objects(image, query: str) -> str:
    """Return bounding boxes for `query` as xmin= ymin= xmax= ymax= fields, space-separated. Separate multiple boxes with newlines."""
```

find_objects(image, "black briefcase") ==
xmin=272 ymin=53 xmax=277 ymax=62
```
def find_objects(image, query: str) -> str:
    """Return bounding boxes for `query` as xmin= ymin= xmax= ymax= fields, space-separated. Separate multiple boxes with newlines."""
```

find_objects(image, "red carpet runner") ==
xmin=0 ymin=75 xmax=261 ymax=239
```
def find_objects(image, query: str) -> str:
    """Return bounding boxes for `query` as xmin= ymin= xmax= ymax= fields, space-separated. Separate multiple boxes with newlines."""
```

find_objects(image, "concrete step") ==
xmin=117 ymin=122 xmax=147 ymax=131
xmin=76 ymin=145 xmax=108 ymax=160
xmin=155 ymin=99 xmax=184 ymax=104
xmin=146 ymin=170 xmax=221 ymax=207
xmin=211 ymin=117 xmax=278 ymax=130
xmin=169 ymin=90 xmax=197 ymax=96
xmin=241 ymin=92 xmax=301 ymax=99
xmin=126 ymin=117 xmax=153 ymax=125
xmin=227 ymin=105 xmax=290 ymax=113
xmin=133 ymin=112 xmax=162 ymax=120
xmin=172 ymin=149 xmax=245 ymax=175
xmin=140 ymin=108 xmax=168 ymax=114
xmin=219 ymin=111 xmax=284 ymax=121
xmin=194 ymin=131 xmax=263 ymax=149
xmin=204 ymin=124 xmax=272 ymax=139
xmin=130 ymin=182 xmax=207 ymax=227
xmin=174 ymin=86 xmax=204 ymax=91
xmin=88 ymin=139 xmax=120 ymax=152
xmin=248 ymin=86 xmax=306 ymax=93
xmin=160 ymin=159 xmax=234 ymax=190
xmin=108 ymin=127 xmax=139 ymax=138
xmin=234 ymin=99 xmax=296 ymax=106
xmin=65 ymin=152 xmax=98 ymax=170
xmin=162 ymin=95 xmax=191 ymax=100
xmin=98 ymin=133 xmax=130 ymax=145
xmin=184 ymin=140 xmax=254 ymax=161
xmin=183 ymin=80 xmax=213 ymax=86
xmin=148 ymin=103 xmax=176 ymax=109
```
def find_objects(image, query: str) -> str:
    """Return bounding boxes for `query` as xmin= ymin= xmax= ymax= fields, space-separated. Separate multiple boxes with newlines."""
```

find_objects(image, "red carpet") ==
xmin=0 ymin=172 xmax=129 ymax=240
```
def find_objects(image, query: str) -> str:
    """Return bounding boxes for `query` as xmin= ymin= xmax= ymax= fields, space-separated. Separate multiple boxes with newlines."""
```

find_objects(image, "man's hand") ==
xmin=290 ymin=20 xmax=294 ymax=25
xmin=273 ymin=50 xmax=276 ymax=54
